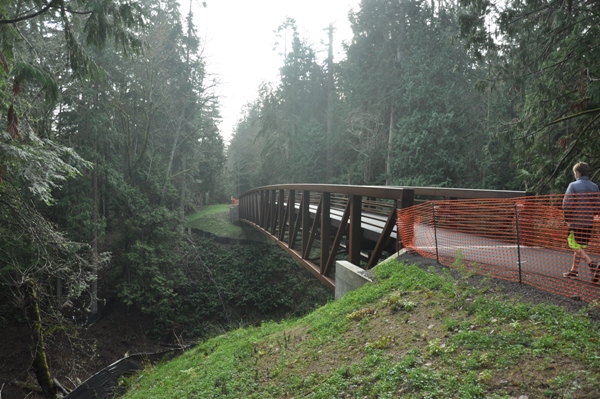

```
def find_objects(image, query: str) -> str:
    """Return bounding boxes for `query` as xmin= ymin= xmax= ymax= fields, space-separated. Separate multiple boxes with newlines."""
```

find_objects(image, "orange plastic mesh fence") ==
xmin=397 ymin=193 xmax=600 ymax=303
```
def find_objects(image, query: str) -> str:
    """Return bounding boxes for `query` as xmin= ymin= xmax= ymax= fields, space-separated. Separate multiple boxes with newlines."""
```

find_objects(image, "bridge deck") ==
xmin=301 ymin=202 xmax=397 ymax=245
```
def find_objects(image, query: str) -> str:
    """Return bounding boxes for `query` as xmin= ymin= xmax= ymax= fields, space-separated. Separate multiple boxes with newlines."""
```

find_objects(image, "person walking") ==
xmin=563 ymin=162 xmax=600 ymax=283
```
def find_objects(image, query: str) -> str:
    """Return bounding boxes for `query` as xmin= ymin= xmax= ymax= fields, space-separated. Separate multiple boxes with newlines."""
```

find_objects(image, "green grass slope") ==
xmin=118 ymin=259 xmax=600 ymax=398
xmin=185 ymin=204 xmax=246 ymax=239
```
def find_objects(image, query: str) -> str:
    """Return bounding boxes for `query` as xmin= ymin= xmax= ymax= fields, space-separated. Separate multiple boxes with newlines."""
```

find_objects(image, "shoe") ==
xmin=563 ymin=271 xmax=579 ymax=278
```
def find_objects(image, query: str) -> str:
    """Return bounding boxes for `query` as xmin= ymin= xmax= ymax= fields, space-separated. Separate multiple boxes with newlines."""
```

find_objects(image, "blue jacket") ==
xmin=563 ymin=176 xmax=600 ymax=229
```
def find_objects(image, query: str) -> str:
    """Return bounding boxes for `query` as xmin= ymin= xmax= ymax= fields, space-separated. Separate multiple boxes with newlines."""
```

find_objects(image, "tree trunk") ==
xmin=386 ymin=107 xmax=394 ymax=186
xmin=91 ymin=86 xmax=99 ymax=317
xmin=179 ymin=156 xmax=186 ymax=226
xmin=91 ymin=158 xmax=99 ymax=316
xmin=24 ymin=281 xmax=58 ymax=399
xmin=326 ymin=24 xmax=334 ymax=182
xmin=161 ymin=110 xmax=185 ymax=202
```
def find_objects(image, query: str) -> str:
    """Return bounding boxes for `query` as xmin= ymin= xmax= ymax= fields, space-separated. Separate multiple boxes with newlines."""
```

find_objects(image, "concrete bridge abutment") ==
xmin=335 ymin=261 xmax=373 ymax=299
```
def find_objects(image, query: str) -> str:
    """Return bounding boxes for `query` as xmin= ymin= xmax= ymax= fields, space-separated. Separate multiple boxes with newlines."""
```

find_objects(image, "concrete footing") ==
xmin=335 ymin=261 xmax=373 ymax=299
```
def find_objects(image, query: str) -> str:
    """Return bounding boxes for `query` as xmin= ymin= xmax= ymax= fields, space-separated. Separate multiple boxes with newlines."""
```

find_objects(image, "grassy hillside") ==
xmin=118 ymin=258 xmax=600 ymax=398
xmin=185 ymin=204 xmax=247 ymax=239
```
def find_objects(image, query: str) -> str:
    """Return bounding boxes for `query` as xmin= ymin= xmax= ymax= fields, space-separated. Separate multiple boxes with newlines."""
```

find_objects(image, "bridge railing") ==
xmin=397 ymin=193 xmax=600 ymax=302
xmin=239 ymin=184 xmax=530 ymax=290
xmin=239 ymin=185 xmax=414 ymax=289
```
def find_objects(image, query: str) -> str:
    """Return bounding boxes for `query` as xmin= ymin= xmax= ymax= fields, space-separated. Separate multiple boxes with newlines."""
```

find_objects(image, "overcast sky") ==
xmin=191 ymin=0 xmax=360 ymax=143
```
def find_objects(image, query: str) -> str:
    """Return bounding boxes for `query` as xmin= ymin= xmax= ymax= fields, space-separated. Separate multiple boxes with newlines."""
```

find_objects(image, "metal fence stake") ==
xmin=432 ymin=202 xmax=439 ymax=264
xmin=515 ymin=203 xmax=522 ymax=284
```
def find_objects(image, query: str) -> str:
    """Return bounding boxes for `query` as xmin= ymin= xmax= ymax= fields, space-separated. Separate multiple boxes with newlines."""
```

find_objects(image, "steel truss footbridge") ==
xmin=238 ymin=184 xmax=530 ymax=291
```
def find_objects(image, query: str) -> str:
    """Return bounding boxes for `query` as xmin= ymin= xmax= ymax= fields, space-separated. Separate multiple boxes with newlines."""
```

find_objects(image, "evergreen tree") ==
xmin=0 ymin=0 xmax=146 ymax=393
xmin=50 ymin=0 xmax=225 ymax=321
xmin=459 ymin=0 xmax=600 ymax=191
xmin=1 ymin=0 xmax=226 ymax=393
xmin=227 ymin=102 xmax=265 ymax=196
xmin=256 ymin=18 xmax=328 ymax=184
xmin=338 ymin=0 xmax=515 ymax=188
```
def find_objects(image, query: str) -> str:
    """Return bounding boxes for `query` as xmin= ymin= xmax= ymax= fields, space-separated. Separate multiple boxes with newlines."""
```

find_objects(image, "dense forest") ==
xmin=228 ymin=0 xmax=600 ymax=194
xmin=1 ymin=0 xmax=599 ymax=397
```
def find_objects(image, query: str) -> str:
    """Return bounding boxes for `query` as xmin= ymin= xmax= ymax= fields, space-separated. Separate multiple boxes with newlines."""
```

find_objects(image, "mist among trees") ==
xmin=1 ymin=0 xmax=599 ymax=396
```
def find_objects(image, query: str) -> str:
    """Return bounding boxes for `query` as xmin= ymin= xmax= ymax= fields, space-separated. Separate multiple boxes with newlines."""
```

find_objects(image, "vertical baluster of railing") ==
xmin=255 ymin=191 xmax=260 ymax=226
xmin=254 ymin=191 xmax=259 ymax=225
xmin=253 ymin=192 xmax=256 ymax=222
xmin=349 ymin=194 xmax=362 ymax=265
xmin=397 ymin=188 xmax=415 ymax=252
xmin=246 ymin=192 xmax=250 ymax=222
xmin=320 ymin=191 xmax=331 ymax=275
xmin=288 ymin=190 xmax=296 ymax=247
xmin=248 ymin=192 xmax=253 ymax=223
xmin=269 ymin=189 xmax=277 ymax=234
xmin=262 ymin=190 xmax=266 ymax=226
xmin=301 ymin=190 xmax=310 ymax=258
xmin=265 ymin=189 xmax=271 ymax=229
xmin=247 ymin=193 xmax=251 ymax=222
xmin=260 ymin=190 xmax=268 ymax=228
xmin=270 ymin=189 xmax=277 ymax=235
xmin=277 ymin=189 xmax=285 ymax=240
xmin=265 ymin=190 xmax=273 ymax=231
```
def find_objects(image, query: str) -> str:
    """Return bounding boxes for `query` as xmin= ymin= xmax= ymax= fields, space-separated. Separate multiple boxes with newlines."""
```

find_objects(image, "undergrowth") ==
xmin=118 ymin=258 xmax=600 ymax=398
xmin=118 ymin=203 xmax=332 ymax=337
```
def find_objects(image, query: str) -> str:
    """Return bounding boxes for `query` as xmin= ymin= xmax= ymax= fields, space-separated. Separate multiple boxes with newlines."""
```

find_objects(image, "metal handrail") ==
xmin=241 ymin=184 xmax=532 ymax=200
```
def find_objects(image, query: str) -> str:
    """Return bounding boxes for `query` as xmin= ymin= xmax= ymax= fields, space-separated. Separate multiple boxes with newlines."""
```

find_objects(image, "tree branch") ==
xmin=0 ymin=1 xmax=93 ymax=24
xmin=545 ymin=107 xmax=600 ymax=127
xmin=0 ymin=0 xmax=57 ymax=24
xmin=536 ymin=113 xmax=600 ymax=191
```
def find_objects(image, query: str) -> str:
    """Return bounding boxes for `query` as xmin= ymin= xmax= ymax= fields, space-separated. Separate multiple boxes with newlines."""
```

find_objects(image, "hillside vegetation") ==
xmin=186 ymin=204 xmax=247 ymax=239
xmin=118 ymin=258 xmax=600 ymax=398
